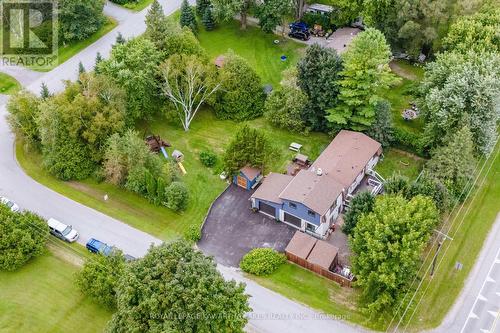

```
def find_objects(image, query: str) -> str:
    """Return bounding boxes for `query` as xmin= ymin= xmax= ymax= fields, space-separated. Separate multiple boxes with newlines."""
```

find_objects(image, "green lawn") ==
xmin=382 ymin=60 xmax=425 ymax=134
xmin=375 ymin=148 xmax=425 ymax=180
xmin=17 ymin=109 xmax=330 ymax=240
xmin=123 ymin=0 xmax=154 ymax=11
xmin=400 ymin=138 xmax=500 ymax=330
xmin=251 ymin=262 xmax=383 ymax=330
xmin=0 ymin=73 xmax=21 ymax=95
xmin=0 ymin=250 xmax=112 ymax=333
xmin=31 ymin=18 xmax=117 ymax=72
xmin=197 ymin=21 xmax=305 ymax=86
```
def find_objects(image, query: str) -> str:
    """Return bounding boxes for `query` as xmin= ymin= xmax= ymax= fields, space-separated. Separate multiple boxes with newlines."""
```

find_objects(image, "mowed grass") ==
xmin=197 ymin=21 xmax=305 ymax=86
xmin=0 ymin=73 xmax=21 ymax=95
xmin=123 ymin=0 xmax=154 ymax=11
xmin=30 ymin=18 xmax=117 ymax=72
xmin=0 ymin=251 xmax=112 ymax=333
xmin=402 ymin=138 xmax=500 ymax=330
xmin=17 ymin=109 xmax=331 ymax=240
xmin=250 ymin=262 xmax=383 ymax=330
xmin=382 ymin=60 xmax=425 ymax=134
xmin=375 ymin=148 xmax=425 ymax=180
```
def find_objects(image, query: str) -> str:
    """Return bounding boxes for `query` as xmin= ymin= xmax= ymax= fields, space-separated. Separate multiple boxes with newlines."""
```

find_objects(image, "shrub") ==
xmin=343 ymin=191 xmax=375 ymax=235
xmin=184 ymin=224 xmax=202 ymax=242
xmin=384 ymin=173 xmax=410 ymax=196
xmin=0 ymin=206 xmax=49 ymax=271
xmin=165 ymin=182 xmax=189 ymax=211
xmin=75 ymin=251 xmax=126 ymax=309
xmin=392 ymin=128 xmax=428 ymax=157
xmin=240 ymin=248 xmax=286 ymax=276
xmin=199 ymin=150 xmax=218 ymax=168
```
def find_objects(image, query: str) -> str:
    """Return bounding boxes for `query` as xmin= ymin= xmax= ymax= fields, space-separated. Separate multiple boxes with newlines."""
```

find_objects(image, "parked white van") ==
xmin=47 ymin=218 xmax=79 ymax=242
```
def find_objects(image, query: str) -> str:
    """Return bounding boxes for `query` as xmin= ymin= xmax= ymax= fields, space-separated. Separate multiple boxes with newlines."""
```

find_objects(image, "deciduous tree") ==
xmin=0 ymin=205 xmax=49 ymax=271
xmin=351 ymin=195 xmax=438 ymax=318
xmin=256 ymin=0 xmax=293 ymax=34
xmin=7 ymin=90 xmax=42 ymax=147
xmin=264 ymin=85 xmax=308 ymax=132
xmin=420 ymin=51 xmax=500 ymax=156
xmin=76 ymin=251 xmax=126 ymax=309
xmin=327 ymin=28 xmax=399 ymax=130
xmin=59 ymin=0 xmax=105 ymax=43
xmin=160 ymin=54 xmax=220 ymax=131
xmin=343 ymin=191 xmax=375 ymax=235
xmin=365 ymin=100 xmax=393 ymax=148
xmin=106 ymin=241 xmax=250 ymax=332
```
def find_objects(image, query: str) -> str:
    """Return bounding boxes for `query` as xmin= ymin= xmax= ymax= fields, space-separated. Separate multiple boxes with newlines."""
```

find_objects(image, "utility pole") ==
xmin=430 ymin=229 xmax=453 ymax=277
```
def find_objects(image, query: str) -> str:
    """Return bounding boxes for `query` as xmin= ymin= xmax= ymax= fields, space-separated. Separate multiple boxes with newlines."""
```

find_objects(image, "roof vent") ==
xmin=316 ymin=168 xmax=323 ymax=176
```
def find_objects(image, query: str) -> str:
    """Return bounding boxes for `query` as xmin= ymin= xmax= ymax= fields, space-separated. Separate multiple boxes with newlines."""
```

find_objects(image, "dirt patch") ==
xmin=390 ymin=61 xmax=418 ymax=81
xmin=48 ymin=243 xmax=84 ymax=267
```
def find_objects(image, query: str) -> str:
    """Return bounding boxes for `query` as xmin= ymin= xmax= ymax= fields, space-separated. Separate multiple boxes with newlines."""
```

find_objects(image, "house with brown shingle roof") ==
xmin=251 ymin=130 xmax=382 ymax=238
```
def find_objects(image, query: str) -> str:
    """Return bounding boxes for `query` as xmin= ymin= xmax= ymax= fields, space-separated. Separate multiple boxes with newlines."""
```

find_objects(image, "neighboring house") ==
xmin=233 ymin=166 xmax=262 ymax=190
xmin=251 ymin=130 xmax=382 ymax=238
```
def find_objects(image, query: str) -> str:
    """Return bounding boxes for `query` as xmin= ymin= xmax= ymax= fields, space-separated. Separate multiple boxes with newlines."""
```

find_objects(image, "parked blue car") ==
xmin=86 ymin=238 xmax=114 ymax=256
xmin=86 ymin=238 xmax=136 ymax=261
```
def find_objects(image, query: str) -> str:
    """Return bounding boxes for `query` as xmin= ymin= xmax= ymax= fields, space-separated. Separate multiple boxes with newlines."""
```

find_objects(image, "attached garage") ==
xmin=283 ymin=212 xmax=302 ymax=229
xmin=259 ymin=201 xmax=276 ymax=217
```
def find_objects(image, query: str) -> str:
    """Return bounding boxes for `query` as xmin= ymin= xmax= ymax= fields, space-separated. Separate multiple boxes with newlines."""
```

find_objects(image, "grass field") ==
xmin=250 ymin=262 xmax=383 ymax=330
xmin=30 ymin=18 xmax=117 ymax=72
xmin=400 ymin=138 xmax=500 ymax=330
xmin=17 ymin=109 xmax=331 ymax=240
xmin=0 ymin=73 xmax=21 ymax=95
xmin=0 ymin=249 xmax=112 ymax=333
xmin=197 ymin=21 xmax=305 ymax=86
xmin=123 ymin=0 xmax=154 ymax=11
xmin=375 ymin=148 xmax=425 ymax=180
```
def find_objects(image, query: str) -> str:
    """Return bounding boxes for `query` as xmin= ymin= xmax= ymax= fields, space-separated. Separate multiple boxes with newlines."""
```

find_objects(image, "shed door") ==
xmin=259 ymin=202 xmax=276 ymax=217
xmin=284 ymin=212 xmax=302 ymax=228
xmin=237 ymin=176 xmax=247 ymax=189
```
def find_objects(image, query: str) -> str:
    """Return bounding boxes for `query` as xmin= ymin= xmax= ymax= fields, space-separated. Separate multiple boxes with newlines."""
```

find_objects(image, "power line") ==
xmin=400 ymin=142 xmax=500 ymax=332
xmin=388 ymin=135 xmax=500 ymax=332
xmin=385 ymin=139 xmax=488 ymax=332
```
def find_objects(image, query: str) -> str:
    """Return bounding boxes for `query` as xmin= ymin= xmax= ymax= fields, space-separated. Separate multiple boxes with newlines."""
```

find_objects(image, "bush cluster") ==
xmin=239 ymin=248 xmax=286 ymax=276
xmin=392 ymin=128 xmax=428 ymax=157
xmin=199 ymin=150 xmax=218 ymax=168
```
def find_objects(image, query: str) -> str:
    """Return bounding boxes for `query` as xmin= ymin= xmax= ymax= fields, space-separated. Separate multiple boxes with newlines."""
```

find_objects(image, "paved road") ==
xmin=0 ymin=2 xmax=364 ymax=333
xmin=435 ymin=213 xmax=500 ymax=333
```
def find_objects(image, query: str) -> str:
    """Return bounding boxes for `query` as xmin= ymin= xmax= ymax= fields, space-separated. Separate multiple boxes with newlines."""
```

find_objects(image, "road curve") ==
xmin=0 ymin=2 xmax=365 ymax=332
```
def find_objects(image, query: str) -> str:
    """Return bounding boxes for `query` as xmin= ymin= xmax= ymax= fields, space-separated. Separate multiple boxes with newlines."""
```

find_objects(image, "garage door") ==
xmin=237 ymin=176 xmax=247 ymax=189
xmin=284 ymin=212 xmax=302 ymax=228
xmin=259 ymin=202 xmax=276 ymax=217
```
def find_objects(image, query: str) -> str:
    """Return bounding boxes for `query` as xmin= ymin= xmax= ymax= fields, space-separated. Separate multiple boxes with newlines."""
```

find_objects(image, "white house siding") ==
xmin=367 ymin=154 xmax=379 ymax=170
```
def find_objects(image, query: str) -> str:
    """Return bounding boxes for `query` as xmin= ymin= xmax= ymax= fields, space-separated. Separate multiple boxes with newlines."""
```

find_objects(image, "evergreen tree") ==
xmin=365 ymin=100 xmax=393 ymax=148
xmin=327 ymin=28 xmax=399 ymax=130
xmin=40 ymin=82 xmax=50 ymax=99
xmin=94 ymin=52 xmax=103 ymax=73
xmin=115 ymin=32 xmax=126 ymax=45
xmin=180 ymin=0 xmax=197 ymax=32
xmin=145 ymin=0 xmax=169 ymax=48
xmin=202 ymin=6 xmax=216 ymax=30
xmin=296 ymin=44 xmax=342 ymax=132
xmin=78 ymin=61 xmax=86 ymax=75
xmin=196 ymin=0 xmax=211 ymax=16
xmin=343 ymin=191 xmax=375 ymax=235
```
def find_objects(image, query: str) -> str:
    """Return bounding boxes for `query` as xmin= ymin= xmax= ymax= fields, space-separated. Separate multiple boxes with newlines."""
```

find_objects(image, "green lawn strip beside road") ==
xmin=30 ymin=18 xmax=117 ymax=72
xmin=197 ymin=21 xmax=305 ymax=86
xmin=402 ymin=138 xmax=500 ymax=330
xmin=250 ymin=262 xmax=383 ymax=330
xmin=16 ymin=110 xmax=331 ymax=240
xmin=123 ymin=0 xmax=154 ymax=11
xmin=0 ymin=250 xmax=111 ymax=333
xmin=375 ymin=148 xmax=425 ymax=180
xmin=0 ymin=73 xmax=21 ymax=95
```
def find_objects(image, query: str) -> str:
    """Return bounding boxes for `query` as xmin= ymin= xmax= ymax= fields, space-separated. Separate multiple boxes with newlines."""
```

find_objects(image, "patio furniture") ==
xmin=289 ymin=142 xmax=302 ymax=152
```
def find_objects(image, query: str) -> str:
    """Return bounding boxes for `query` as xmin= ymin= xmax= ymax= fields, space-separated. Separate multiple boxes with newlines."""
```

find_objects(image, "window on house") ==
xmin=289 ymin=202 xmax=297 ymax=209
xmin=307 ymin=210 xmax=315 ymax=217
xmin=306 ymin=223 xmax=316 ymax=232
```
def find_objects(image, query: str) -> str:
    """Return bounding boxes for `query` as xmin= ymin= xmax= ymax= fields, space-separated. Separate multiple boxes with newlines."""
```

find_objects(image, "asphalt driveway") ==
xmin=198 ymin=185 xmax=296 ymax=267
